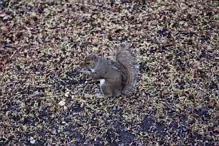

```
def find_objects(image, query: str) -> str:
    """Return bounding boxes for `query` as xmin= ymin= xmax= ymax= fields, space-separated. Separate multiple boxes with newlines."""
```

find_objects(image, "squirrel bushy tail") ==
xmin=116 ymin=45 xmax=138 ymax=95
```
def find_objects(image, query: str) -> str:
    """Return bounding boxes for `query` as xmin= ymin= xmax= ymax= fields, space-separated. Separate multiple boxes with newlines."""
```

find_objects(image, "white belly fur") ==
xmin=90 ymin=69 xmax=95 ymax=73
xmin=99 ymin=79 xmax=105 ymax=94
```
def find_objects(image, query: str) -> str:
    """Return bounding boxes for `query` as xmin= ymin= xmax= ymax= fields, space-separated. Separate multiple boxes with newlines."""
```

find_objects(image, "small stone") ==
xmin=47 ymin=102 xmax=52 ymax=107
xmin=65 ymin=91 xmax=70 ymax=97
xmin=1 ymin=26 xmax=8 ymax=33
xmin=71 ymin=95 xmax=75 ymax=99
xmin=58 ymin=100 xmax=65 ymax=106
xmin=36 ymin=72 xmax=41 ymax=75
xmin=52 ymin=129 xmax=57 ymax=134
xmin=3 ymin=15 xmax=11 ymax=20
xmin=30 ymin=137 xmax=36 ymax=144
xmin=20 ymin=102 xmax=25 ymax=108
xmin=0 ymin=12 xmax=7 ymax=18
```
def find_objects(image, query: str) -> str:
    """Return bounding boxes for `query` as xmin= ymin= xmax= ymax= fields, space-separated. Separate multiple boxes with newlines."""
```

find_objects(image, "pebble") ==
xmin=30 ymin=137 xmax=36 ymax=144
xmin=58 ymin=100 xmax=65 ymax=106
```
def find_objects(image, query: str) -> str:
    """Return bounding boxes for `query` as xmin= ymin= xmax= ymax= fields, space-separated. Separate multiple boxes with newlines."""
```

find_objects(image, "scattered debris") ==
xmin=0 ymin=0 xmax=218 ymax=145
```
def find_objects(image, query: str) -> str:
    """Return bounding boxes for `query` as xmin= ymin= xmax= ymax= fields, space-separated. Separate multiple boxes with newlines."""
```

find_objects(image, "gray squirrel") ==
xmin=79 ymin=46 xmax=138 ymax=97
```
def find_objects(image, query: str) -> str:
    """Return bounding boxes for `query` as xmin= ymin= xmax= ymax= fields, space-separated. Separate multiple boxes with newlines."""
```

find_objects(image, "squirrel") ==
xmin=79 ymin=45 xmax=138 ymax=97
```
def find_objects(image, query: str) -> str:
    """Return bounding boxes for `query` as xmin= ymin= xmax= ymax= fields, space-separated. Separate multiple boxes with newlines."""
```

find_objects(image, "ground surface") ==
xmin=0 ymin=0 xmax=219 ymax=145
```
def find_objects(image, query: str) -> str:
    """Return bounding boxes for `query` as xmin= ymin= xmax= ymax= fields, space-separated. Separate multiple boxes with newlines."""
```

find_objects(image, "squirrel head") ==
xmin=80 ymin=54 xmax=99 ymax=71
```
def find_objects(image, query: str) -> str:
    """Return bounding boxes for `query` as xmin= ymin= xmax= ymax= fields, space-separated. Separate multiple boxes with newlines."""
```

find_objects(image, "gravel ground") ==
xmin=0 ymin=0 xmax=219 ymax=145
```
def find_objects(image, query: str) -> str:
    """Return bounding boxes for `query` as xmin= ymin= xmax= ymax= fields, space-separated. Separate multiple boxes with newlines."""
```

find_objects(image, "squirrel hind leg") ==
xmin=103 ymin=90 xmax=113 ymax=97
xmin=114 ymin=93 xmax=121 ymax=97
xmin=101 ymin=84 xmax=122 ymax=97
xmin=101 ymin=84 xmax=113 ymax=97
xmin=122 ymin=86 xmax=135 ymax=95
xmin=113 ymin=89 xmax=122 ymax=97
